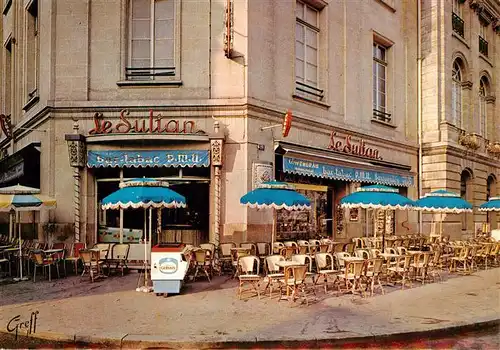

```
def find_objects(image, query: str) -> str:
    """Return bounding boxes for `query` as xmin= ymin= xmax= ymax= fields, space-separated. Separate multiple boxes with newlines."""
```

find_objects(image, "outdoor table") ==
xmin=275 ymin=261 xmax=304 ymax=297
xmin=378 ymin=253 xmax=400 ymax=259
xmin=43 ymin=249 xmax=64 ymax=254
xmin=341 ymin=256 xmax=365 ymax=262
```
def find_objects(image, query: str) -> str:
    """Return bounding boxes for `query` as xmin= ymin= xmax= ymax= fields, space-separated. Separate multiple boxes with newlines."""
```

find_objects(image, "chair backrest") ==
xmin=239 ymin=255 xmax=259 ymax=275
xmin=396 ymin=247 xmax=407 ymax=255
xmin=315 ymin=252 xmax=335 ymax=271
xmin=52 ymin=243 xmax=65 ymax=250
xmin=354 ymin=249 xmax=370 ymax=260
xmin=256 ymin=242 xmax=270 ymax=257
xmin=79 ymin=249 xmax=92 ymax=264
xmin=32 ymin=251 xmax=45 ymax=265
xmin=273 ymin=242 xmax=284 ymax=253
xmin=343 ymin=242 xmax=355 ymax=253
xmin=200 ymin=243 xmax=215 ymax=255
xmin=297 ymin=240 xmax=309 ymax=246
xmin=309 ymin=239 xmax=321 ymax=246
xmin=320 ymin=238 xmax=332 ymax=245
xmin=280 ymin=246 xmax=296 ymax=260
xmin=284 ymin=241 xmax=297 ymax=247
xmin=265 ymin=255 xmax=284 ymax=274
xmin=93 ymin=243 xmax=110 ymax=259
xmin=333 ymin=243 xmax=344 ymax=253
xmin=308 ymin=245 xmax=319 ymax=255
xmin=240 ymin=242 xmax=257 ymax=255
xmin=402 ymin=255 xmax=413 ymax=269
xmin=290 ymin=265 xmax=308 ymax=284
xmin=352 ymin=237 xmax=363 ymax=249
xmin=72 ymin=242 xmax=86 ymax=258
xmin=298 ymin=245 xmax=308 ymax=254
xmin=369 ymin=249 xmax=381 ymax=258
xmin=346 ymin=261 xmax=364 ymax=277
xmin=220 ymin=242 xmax=235 ymax=257
xmin=291 ymin=254 xmax=312 ymax=272
xmin=112 ymin=243 xmax=130 ymax=259
xmin=319 ymin=244 xmax=329 ymax=253
xmin=194 ymin=249 xmax=208 ymax=263
xmin=372 ymin=258 xmax=384 ymax=274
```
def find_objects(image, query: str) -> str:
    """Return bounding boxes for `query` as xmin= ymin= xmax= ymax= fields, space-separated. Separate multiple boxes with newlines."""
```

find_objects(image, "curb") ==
xmin=1 ymin=319 xmax=498 ymax=349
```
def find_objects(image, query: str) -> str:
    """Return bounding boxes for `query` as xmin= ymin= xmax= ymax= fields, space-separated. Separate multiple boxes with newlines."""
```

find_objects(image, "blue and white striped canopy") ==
xmin=414 ymin=190 xmax=473 ymax=213
xmin=479 ymin=197 xmax=500 ymax=212
xmin=340 ymin=184 xmax=415 ymax=210
xmin=102 ymin=178 xmax=186 ymax=210
xmin=240 ymin=181 xmax=311 ymax=210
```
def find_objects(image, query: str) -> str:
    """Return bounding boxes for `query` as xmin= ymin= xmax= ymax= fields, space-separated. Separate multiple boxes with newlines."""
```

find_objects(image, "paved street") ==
xmin=0 ymin=268 xmax=499 ymax=348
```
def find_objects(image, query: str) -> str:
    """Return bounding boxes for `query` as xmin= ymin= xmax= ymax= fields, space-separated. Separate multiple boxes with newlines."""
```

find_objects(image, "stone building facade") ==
xmin=421 ymin=0 xmax=500 ymax=238
xmin=0 ymin=0 xmax=482 ymax=247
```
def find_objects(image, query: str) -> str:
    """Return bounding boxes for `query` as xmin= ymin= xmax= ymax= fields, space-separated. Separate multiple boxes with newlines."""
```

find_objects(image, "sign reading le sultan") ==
xmin=89 ymin=109 xmax=197 ymax=135
xmin=328 ymin=131 xmax=383 ymax=160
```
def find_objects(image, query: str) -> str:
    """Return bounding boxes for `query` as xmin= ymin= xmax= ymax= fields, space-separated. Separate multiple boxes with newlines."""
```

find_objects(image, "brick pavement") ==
xmin=0 ymin=268 xmax=499 ymax=348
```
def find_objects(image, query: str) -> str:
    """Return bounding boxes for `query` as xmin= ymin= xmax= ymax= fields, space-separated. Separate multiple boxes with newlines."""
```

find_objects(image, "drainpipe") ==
xmin=417 ymin=0 xmax=423 ymax=234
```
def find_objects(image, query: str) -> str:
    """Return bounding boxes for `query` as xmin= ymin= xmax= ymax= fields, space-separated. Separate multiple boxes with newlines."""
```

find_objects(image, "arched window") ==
xmin=452 ymin=60 xmax=462 ymax=128
xmin=479 ymin=76 xmax=489 ymax=137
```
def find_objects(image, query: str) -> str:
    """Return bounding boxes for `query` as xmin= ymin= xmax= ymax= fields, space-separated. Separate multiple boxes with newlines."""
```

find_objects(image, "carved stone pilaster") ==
xmin=65 ymin=122 xmax=87 ymax=243
xmin=210 ymin=120 xmax=224 ymax=248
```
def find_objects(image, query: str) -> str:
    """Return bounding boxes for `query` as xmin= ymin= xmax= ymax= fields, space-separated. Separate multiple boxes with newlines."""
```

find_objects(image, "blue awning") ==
xmin=87 ymin=150 xmax=210 ymax=168
xmin=283 ymin=156 xmax=414 ymax=187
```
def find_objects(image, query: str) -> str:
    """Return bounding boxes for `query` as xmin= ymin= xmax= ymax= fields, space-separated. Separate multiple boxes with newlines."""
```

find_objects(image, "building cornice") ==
xmin=469 ymin=0 xmax=500 ymax=31
xmin=422 ymin=143 xmax=500 ymax=167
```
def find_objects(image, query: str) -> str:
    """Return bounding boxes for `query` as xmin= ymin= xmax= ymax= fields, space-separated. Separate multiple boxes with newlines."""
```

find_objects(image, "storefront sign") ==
xmin=328 ymin=131 xmax=383 ymax=160
xmin=89 ymin=110 xmax=197 ymax=135
xmin=283 ymin=156 xmax=414 ymax=187
xmin=87 ymin=150 xmax=210 ymax=168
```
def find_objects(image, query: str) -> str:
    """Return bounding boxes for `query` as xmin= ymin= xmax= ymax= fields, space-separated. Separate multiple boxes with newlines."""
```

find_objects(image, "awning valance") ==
xmin=87 ymin=150 xmax=210 ymax=168
xmin=283 ymin=156 xmax=414 ymax=187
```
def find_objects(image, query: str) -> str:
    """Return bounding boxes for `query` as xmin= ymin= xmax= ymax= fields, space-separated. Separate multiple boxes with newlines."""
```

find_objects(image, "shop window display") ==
xmin=276 ymin=188 xmax=328 ymax=240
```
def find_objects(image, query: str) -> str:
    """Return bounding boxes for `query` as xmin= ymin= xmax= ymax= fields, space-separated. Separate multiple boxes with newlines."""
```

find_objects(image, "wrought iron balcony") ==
xmin=372 ymin=109 xmax=392 ymax=124
xmin=295 ymin=81 xmax=324 ymax=101
xmin=479 ymin=36 xmax=488 ymax=57
xmin=452 ymin=12 xmax=464 ymax=38
xmin=125 ymin=67 xmax=175 ymax=80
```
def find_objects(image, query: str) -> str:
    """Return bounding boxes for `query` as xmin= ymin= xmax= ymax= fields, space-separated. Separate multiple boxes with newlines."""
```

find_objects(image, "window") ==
xmin=3 ymin=39 xmax=12 ymax=118
xmin=479 ymin=22 xmax=488 ymax=56
xmin=452 ymin=0 xmax=462 ymax=17
xmin=452 ymin=60 xmax=462 ymax=128
xmin=373 ymin=43 xmax=390 ymax=122
xmin=452 ymin=0 xmax=464 ymax=37
xmin=128 ymin=0 xmax=177 ymax=81
xmin=479 ymin=77 xmax=488 ymax=137
xmin=295 ymin=1 xmax=323 ymax=100
xmin=25 ymin=0 xmax=39 ymax=107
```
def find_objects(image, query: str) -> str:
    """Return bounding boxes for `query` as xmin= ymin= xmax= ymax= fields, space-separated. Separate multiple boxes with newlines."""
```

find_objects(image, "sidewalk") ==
xmin=0 ymin=267 xmax=499 ymax=348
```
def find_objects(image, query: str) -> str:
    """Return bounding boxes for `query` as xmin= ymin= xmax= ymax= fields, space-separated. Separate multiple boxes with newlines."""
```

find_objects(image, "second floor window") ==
xmin=295 ymin=1 xmax=322 ymax=99
xmin=452 ymin=60 xmax=462 ymax=128
xmin=373 ymin=43 xmax=387 ymax=114
xmin=25 ymin=0 xmax=39 ymax=105
xmin=128 ymin=0 xmax=176 ymax=80
xmin=452 ymin=0 xmax=464 ymax=37
xmin=479 ymin=77 xmax=488 ymax=137
xmin=479 ymin=22 xmax=488 ymax=57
